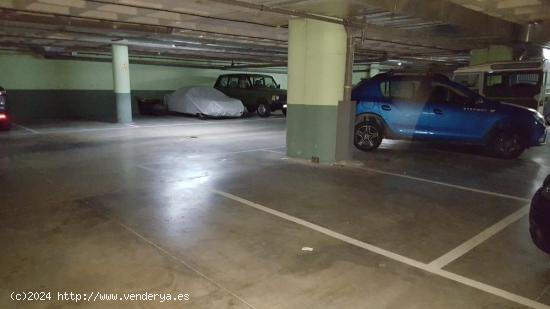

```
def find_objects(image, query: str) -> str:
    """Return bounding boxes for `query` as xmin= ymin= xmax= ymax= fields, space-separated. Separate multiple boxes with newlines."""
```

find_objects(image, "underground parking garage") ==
xmin=1 ymin=0 xmax=550 ymax=308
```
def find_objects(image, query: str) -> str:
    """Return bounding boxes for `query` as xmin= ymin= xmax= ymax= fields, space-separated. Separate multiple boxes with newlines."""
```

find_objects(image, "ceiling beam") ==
xmin=0 ymin=6 xmax=288 ymax=42
xmin=353 ymin=0 xmax=520 ymax=40
xmin=206 ymin=0 xmax=513 ymax=51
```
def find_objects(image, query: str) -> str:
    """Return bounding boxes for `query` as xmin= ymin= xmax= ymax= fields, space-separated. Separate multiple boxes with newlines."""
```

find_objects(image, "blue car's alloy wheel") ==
xmin=354 ymin=121 xmax=383 ymax=151
xmin=489 ymin=129 xmax=525 ymax=159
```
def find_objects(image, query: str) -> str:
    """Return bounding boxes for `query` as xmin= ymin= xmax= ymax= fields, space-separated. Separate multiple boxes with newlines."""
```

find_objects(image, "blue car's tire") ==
xmin=487 ymin=128 xmax=525 ymax=159
xmin=530 ymin=188 xmax=550 ymax=254
xmin=354 ymin=121 xmax=383 ymax=151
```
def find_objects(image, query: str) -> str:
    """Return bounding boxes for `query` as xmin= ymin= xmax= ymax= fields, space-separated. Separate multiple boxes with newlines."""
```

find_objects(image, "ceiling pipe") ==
xmin=206 ymin=0 xmax=350 ymax=26
xmin=85 ymin=0 xmax=280 ymax=28
xmin=74 ymin=51 xmax=265 ymax=65
xmin=0 ymin=30 xmax=287 ymax=60
xmin=0 ymin=6 xmax=480 ymax=66
xmin=0 ymin=6 xmax=470 ymax=55
xmin=44 ymin=54 xmax=229 ymax=70
xmin=343 ymin=25 xmax=355 ymax=103
xmin=44 ymin=52 xmax=288 ymax=70
xmin=0 ymin=8 xmax=287 ymax=43
xmin=222 ymin=62 xmax=287 ymax=70
xmin=0 ymin=19 xmax=288 ymax=51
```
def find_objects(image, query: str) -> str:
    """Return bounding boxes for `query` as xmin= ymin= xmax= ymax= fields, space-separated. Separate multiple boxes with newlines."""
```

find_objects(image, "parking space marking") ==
xmin=358 ymin=166 xmax=530 ymax=202
xmin=198 ymin=146 xmax=286 ymax=157
xmin=23 ymin=118 xmax=284 ymax=135
xmin=213 ymin=189 xmax=549 ymax=309
xmin=13 ymin=123 xmax=39 ymax=134
xmin=118 ymin=221 xmax=257 ymax=309
xmin=136 ymin=147 xmax=286 ymax=171
xmin=260 ymin=149 xmax=286 ymax=154
xmin=428 ymin=205 xmax=529 ymax=269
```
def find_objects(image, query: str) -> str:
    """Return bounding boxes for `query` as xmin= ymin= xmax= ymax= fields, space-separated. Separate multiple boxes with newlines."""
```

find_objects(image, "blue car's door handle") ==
xmin=433 ymin=108 xmax=443 ymax=115
xmin=381 ymin=105 xmax=392 ymax=111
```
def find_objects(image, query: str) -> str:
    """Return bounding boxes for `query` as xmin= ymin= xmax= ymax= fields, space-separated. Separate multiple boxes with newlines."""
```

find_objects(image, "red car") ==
xmin=0 ymin=87 xmax=10 ymax=130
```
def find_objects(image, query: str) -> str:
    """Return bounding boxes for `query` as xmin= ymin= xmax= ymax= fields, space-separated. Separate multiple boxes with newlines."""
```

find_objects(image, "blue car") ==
xmin=530 ymin=174 xmax=550 ymax=254
xmin=352 ymin=73 xmax=547 ymax=158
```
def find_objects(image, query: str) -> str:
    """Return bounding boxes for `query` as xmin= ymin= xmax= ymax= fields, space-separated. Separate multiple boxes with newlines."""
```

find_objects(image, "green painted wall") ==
xmin=0 ymin=53 xmax=288 ymax=90
xmin=0 ymin=52 xmax=288 ymax=122
xmin=470 ymin=45 xmax=514 ymax=66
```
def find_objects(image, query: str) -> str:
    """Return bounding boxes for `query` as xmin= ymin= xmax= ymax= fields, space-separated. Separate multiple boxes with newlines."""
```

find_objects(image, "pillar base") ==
xmin=116 ymin=92 xmax=132 ymax=124
xmin=286 ymin=104 xmax=338 ymax=162
xmin=286 ymin=101 xmax=354 ymax=163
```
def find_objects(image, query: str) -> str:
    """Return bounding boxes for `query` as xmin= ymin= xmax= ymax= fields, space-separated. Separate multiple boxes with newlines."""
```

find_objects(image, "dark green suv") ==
xmin=214 ymin=74 xmax=287 ymax=117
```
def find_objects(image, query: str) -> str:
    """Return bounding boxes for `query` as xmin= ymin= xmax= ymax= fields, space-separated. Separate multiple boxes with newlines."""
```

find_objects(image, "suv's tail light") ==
xmin=0 ymin=114 xmax=7 ymax=120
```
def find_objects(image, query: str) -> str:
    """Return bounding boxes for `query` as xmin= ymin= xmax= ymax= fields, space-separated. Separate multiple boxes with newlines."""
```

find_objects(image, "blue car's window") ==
xmin=431 ymin=83 xmax=473 ymax=106
xmin=454 ymin=74 xmax=480 ymax=93
xmin=380 ymin=78 xmax=422 ymax=100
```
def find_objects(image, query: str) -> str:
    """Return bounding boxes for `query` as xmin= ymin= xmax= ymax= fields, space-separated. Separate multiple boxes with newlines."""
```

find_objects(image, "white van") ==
xmin=453 ymin=60 xmax=550 ymax=123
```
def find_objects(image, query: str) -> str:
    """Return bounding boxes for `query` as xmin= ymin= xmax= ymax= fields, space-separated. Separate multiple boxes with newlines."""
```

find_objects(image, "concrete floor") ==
xmin=1 ymin=115 xmax=549 ymax=308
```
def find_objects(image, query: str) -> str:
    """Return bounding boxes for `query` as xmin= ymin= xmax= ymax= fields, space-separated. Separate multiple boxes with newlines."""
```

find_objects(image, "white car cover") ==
xmin=165 ymin=87 xmax=244 ymax=117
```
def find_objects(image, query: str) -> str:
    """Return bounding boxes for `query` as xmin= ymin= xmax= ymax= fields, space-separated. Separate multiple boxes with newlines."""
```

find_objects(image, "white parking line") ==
xmin=24 ymin=118 xmax=284 ymax=135
xmin=428 ymin=205 xmax=530 ymax=269
xmin=202 ymin=146 xmax=286 ymax=157
xmin=136 ymin=147 xmax=286 ymax=170
xmin=358 ymin=166 xmax=530 ymax=202
xmin=212 ymin=189 xmax=549 ymax=309
xmin=13 ymin=123 xmax=39 ymax=134
xmin=260 ymin=149 xmax=286 ymax=154
xmin=118 ymin=222 xmax=257 ymax=309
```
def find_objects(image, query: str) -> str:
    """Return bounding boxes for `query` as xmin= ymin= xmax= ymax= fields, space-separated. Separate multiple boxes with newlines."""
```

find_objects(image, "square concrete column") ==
xmin=112 ymin=44 xmax=132 ymax=124
xmin=286 ymin=18 xmax=348 ymax=162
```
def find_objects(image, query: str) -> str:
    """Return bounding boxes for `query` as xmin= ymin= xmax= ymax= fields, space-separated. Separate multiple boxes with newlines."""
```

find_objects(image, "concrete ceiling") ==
xmin=0 ymin=0 xmax=548 ymax=70
xmin=449 ymin=0 xmax=550 ymax=23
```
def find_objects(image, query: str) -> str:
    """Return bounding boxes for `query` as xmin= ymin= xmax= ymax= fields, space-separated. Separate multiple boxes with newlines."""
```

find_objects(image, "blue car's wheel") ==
xmin=530 ymin=186 xmax=550 ymax=254
xmin=488 ymin=128 xmax=525 ymax=159
xmin=354 ymin=121 xmax=383 ymax=151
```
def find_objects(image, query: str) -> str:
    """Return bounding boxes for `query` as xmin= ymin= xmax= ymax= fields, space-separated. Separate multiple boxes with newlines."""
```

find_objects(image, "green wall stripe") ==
xmin=0 ymin=53 xmax=288 ymax=91
xmin=286 ymin=104 xmax=339 ymax=162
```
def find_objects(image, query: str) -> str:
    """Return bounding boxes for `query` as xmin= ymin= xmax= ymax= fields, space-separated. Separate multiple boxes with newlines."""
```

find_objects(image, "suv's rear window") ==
xmin=484 ymin=71 xmax=542 ymax=98
xmin=218 ymin=76 xmax=229 ymax=87
xmin=250 ymin=76 xmax=278 ymax=88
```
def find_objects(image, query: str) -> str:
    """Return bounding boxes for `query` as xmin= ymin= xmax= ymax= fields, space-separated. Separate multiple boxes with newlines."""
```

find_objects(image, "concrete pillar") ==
xmin=286 ymin=18 xmax=348 ymax=162
xmin=112 ymin=44 xmax=132 ymax=124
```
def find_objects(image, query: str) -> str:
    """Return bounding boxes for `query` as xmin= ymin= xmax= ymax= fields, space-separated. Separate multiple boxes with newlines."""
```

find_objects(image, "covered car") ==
xmin=165 ymin=87 xmax=244 ymax=118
